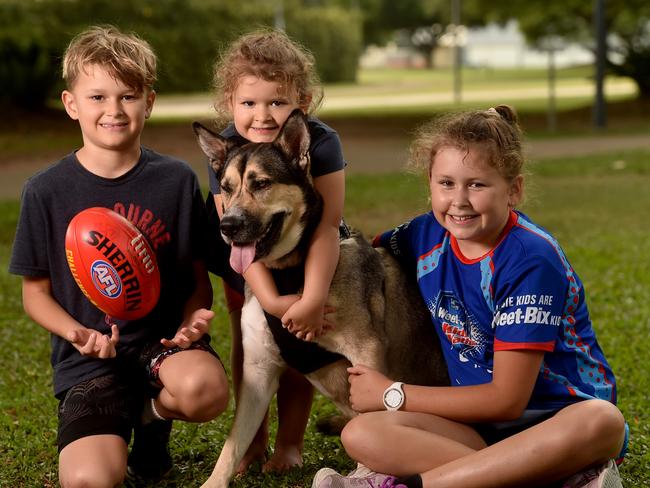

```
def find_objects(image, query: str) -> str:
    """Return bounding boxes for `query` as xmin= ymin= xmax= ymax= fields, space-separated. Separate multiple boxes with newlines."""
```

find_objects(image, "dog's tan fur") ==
xmin=193 ymin=111 xmax=448 ymax=488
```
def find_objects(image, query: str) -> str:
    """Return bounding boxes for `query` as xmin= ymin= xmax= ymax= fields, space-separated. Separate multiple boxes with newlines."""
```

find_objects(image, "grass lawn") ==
xmin=1 ymin=146 xmax=648 ymax=486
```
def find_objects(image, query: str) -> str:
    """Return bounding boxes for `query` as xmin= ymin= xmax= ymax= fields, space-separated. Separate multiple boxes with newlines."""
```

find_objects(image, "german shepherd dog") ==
xmin=193 ymin=110 xmax=448 ymax=488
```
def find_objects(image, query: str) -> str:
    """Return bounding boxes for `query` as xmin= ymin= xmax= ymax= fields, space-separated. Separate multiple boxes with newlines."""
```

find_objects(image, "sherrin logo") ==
xmin=90 ymin=260 xmax=122 ymax=299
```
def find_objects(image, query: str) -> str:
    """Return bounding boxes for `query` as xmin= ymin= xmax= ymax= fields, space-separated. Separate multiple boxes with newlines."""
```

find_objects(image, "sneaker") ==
xmin=127 ymin=419 xmax=173 ymax=480
xmin=312 ymin=467 xmax=407 ymax=488
xmin=348 ymin=463 xmax=375 ymax=478
xmin=311 ymin=465 xmax=374 ymax=486
xmin=562 ymin=460 xmax=623 ymax=488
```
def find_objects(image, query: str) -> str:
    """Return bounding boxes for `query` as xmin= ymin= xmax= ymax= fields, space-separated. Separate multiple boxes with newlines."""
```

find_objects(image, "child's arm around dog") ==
xmin=241 ymin=169 xmax=343 ymax=340
xmin=281 ymin=169 xmax=344 ymax=340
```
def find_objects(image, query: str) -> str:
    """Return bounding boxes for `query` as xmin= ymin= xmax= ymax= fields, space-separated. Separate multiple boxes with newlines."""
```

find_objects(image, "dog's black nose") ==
xmin=220 ymin=214 xmax=244 ymax=238
xmin=221 ymin=206 xmax=255 ymax=240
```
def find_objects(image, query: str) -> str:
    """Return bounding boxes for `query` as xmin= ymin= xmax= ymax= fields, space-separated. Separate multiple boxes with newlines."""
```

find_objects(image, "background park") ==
xmin=1 ymin=0 xmax=649 ymax=486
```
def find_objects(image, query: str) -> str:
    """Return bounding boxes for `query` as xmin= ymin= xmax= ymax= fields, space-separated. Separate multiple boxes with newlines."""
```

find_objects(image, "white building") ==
xmin=462 ymin=20 xmax=592 ymax=69
xmin=361 ymin=20 xmax=594 ymax=70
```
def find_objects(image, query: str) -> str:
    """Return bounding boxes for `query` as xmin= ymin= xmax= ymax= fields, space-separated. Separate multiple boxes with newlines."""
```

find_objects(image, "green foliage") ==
xmin=469 ymin=0 xmax=650 ymax=98
xmin=287 ymin=7 xmax=363 ymax=83
xmin=0 ymin=0 xmax=362 ymax=110
xmin=356 ymin=0 xmax=448 ymax=46
xmin=0 ymin=1 xmax=68 ymax=109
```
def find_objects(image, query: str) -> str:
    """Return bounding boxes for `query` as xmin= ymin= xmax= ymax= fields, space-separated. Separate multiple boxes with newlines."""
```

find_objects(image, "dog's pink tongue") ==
xmin=230 ymin=244 xmax=256 ymax=274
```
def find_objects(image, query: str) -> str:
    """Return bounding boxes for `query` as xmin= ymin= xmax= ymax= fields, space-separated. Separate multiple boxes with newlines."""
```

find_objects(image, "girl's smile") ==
xmin=230 ymin=76 xmax=303 ymax=143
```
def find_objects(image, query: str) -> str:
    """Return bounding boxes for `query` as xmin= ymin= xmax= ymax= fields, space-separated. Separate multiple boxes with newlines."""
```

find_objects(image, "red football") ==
xmin=65 ymin=207 xmax=160 ymax=320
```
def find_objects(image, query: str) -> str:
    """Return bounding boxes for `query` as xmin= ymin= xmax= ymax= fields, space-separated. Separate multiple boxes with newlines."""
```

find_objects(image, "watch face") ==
xmin=385 ymin=388 xmax=402 ymax=408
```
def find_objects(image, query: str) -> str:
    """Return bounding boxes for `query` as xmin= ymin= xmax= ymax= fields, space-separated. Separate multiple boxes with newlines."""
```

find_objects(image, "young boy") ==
xmin=9 ymin=25 xmax=229 ymax=487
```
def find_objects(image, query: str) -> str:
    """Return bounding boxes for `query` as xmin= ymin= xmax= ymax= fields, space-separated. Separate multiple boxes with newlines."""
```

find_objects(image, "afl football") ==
xmin=65 ymin=207 xmax=160 ymax=320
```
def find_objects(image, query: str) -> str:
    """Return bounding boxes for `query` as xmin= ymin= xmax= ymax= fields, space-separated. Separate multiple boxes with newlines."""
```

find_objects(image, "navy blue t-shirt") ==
xmin=9 ymin=148 xmax=210 ymax=396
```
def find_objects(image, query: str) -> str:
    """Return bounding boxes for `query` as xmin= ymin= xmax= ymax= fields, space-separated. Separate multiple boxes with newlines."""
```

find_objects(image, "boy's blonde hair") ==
xmin=212 ymin=29 xmax=323 ymax=117
xmin=62 ymin=25 xmax=157 ymax=92
xmin=410 ymin=105 xmax=525 ymax=184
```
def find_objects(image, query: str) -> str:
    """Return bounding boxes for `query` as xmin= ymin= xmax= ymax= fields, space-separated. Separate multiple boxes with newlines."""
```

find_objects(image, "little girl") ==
xmin=312 ymin=106 xmax=627 ymax=488
xmin=207 ymin=29 xmax=346 ymax=472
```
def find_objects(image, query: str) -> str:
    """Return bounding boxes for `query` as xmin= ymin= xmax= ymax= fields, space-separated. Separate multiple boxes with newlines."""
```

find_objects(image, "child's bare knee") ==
xmin=578 ymin=400 xmax=626 ymax=457
xmin=341 ymin=415 xmax=363 ymax=452
xmin=340 ymin=413 xmax=381 ymax=462
xmin=60 ymin=465 xmax=124 ymax=488
xmin=175 ymin=371 xmax=229 ymax=420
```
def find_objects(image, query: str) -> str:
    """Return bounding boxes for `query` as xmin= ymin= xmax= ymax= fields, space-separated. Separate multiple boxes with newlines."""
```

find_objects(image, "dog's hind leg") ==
xmin=201 ymin=300 xmax=286 ymax=488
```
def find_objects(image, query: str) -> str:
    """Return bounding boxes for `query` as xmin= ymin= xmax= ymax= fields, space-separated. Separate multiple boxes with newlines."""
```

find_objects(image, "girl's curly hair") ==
xmin=212 ymin=29 xmax=323 ymax=118
xmin=410 ymin=105 xmax=525 ymax=184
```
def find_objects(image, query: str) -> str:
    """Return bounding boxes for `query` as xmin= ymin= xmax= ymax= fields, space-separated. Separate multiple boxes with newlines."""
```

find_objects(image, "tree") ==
xmin=0 ymin=0 xmax=362 ymax=110
xmin=356 ymin=0 xmax=448 ymax=68
xmin=468 ymin=0 xmax=650 ymax=98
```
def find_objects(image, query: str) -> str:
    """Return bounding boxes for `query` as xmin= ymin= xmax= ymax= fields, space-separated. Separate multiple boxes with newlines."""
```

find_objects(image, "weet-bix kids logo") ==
xmin=435 ymin=291 xmax=487 ymax=362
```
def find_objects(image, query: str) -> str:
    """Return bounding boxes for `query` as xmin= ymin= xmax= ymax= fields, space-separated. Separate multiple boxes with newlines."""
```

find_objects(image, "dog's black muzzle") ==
xmin=220 ymin=207 xmax=287 ymax=251
xmin=220 ymin=208 xmax=258 ymax=243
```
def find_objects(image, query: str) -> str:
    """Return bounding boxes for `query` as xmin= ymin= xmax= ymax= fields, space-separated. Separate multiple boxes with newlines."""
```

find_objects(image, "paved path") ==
xmin=151 ymin=81 xmax=637 ymax=119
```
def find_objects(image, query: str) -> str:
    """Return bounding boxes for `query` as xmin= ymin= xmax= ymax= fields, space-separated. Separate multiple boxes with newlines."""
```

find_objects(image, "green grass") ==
xmin=328 ymin=65 xmax=599 ymax=94
xmin=1 ymin=148 xmax=649 ymax=486
xmin=319 ymin=65 xmax=639 ymax=121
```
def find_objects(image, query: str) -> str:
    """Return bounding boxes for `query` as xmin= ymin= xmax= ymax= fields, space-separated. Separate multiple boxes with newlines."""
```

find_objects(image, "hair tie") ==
xmin=487 ymin=107 xmax=498 ymax=114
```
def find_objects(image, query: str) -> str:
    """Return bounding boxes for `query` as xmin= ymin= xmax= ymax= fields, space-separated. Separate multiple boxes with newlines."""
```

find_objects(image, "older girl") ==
xmin=313 ymin=106 xmax=626 ymax=488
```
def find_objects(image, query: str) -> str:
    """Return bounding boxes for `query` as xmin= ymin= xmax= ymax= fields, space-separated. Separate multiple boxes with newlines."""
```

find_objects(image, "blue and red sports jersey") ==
xmin=375 ymin=210 xmax=616 ymax=410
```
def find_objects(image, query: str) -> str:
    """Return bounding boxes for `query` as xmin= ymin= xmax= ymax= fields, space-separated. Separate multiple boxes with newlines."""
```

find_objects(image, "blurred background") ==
xmin=1 ymin=0 xmax=649 ymax=196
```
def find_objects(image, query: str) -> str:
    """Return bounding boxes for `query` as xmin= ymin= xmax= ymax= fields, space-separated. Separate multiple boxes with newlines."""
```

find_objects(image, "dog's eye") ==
xmin=252 ymin=179 xmax=270 ymax=191
xmin=221 ymin=182 xmax=232 ymax=195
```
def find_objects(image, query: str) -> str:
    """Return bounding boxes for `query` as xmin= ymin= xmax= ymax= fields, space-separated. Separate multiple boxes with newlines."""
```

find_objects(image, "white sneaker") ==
xmin=312 ymin=468 xmax=339 ymax=488
xmin=311 ymin=468 xmax=406 ymax=488
xmin=348 ymin=463 xmax=374 ymax=478
xmin=312 ymin=464 xmax=374 ymax=487
xmin=563 ymin=460 xmax=623 ymax=488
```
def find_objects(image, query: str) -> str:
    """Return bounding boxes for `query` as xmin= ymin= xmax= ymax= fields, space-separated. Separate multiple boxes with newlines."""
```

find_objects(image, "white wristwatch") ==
xmin=382 ymin=381 xmax=405 ymax=411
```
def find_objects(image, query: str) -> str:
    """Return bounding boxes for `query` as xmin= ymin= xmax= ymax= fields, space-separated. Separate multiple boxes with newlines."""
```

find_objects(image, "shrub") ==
xmin=0 ymin=0 xmax=362 ymax=110
xmin=287 ymin=7 xmax=362 ymax=83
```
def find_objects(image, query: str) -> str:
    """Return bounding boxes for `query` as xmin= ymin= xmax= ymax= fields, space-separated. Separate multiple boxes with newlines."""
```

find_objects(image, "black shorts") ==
xmin=57 ymin=373 xmax=138 ymax=452
xmin=472 ymin=410 xmax=557 ymax=446
xmin=57 ymin=339 xmax=221 ymax=452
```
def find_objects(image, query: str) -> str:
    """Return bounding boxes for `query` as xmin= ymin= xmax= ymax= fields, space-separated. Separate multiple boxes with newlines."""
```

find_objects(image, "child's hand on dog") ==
xmin=347 ymin=364 xmax=393 ymax=413
xmin=282 ymin=296 xmax=335 ymax=341
xmin=268 ymin=294 xmax=302 ymax=320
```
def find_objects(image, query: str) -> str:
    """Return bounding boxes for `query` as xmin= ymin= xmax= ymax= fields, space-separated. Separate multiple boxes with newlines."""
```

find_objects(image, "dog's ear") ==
xmin=192 ymin=122 xmax=234 ymax=178
xmin=274 ymin=109 xmax=311 ymax=173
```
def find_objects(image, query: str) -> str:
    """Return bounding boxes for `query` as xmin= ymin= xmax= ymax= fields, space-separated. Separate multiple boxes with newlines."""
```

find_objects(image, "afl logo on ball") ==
xmin=91 ymin=260 xmax=122 ymax=299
